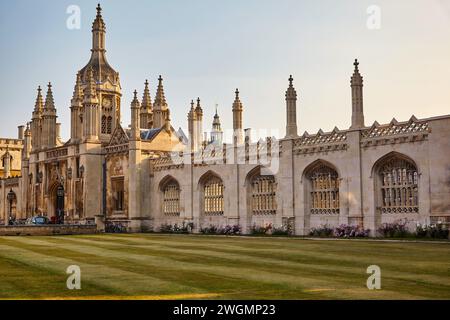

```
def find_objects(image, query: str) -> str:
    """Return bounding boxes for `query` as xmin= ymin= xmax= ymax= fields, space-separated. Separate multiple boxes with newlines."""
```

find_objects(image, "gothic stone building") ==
xmin=1 ymin=5 xmax=449 ymax=235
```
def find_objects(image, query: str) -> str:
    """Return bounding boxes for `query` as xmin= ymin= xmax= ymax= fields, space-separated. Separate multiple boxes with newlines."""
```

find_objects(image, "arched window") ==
xmin=101 ymin=115 xmax=107 ymax=134
xmin=203 ymin=175 xmax=224 ymax=215
xmin=377 ymin=156 xmax=418 ymax=213
xmin=163 ymin=181 xmax=181 ymax=216
xmin=107 ymin=116 xmax=113 ymax=134
xmin=251 ymin=175 xmax=276 ymax=215
xmin=306 ymin=162 xmax=340 ymax=214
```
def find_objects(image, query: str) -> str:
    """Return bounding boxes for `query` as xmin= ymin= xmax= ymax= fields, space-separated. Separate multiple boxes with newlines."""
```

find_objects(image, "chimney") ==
xmin=18 ymin=125 xmax=24 ymax=140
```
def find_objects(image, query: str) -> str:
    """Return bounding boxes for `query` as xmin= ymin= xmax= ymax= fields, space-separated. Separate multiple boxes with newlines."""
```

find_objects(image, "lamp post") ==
xmin=7 ymin=189 xmax=15 ymax=226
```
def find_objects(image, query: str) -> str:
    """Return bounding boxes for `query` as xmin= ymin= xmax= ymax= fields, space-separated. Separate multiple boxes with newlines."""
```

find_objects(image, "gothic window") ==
xmin=163 ymin=181 xmax=181 ymax=216
xmin=111 ymin=178 xmax=124 ymax=212
xmin=101 ymin=115 xmax=107 ymax=134
xmin=307 ymin=163 xmax=340 ymax=214
xmin=203 ymin=176 xmax=224 ymax=215
xmin=107 ymin=116 xmax=113 ymax=134
xmin=378 ymin=157 xmax=418 ymax=213
xmin=251 ymin=175 xmax=276 ymax=215
xmin=1 ymin=155 xmax=13 ymax=168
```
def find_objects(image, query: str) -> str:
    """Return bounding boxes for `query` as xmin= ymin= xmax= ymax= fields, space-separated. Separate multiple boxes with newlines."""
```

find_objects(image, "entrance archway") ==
xmin=55 ymin=184 xmax=65 ymax=224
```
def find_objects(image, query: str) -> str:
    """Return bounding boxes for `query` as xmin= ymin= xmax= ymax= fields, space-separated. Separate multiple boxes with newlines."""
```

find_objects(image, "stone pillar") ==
xmin=128 ymin=91 xmax=142 ymax=232
xmin=285 ymin=75 xmax=299 ymax=138
xmin=350 ymin=59 xmax=365 ymax=129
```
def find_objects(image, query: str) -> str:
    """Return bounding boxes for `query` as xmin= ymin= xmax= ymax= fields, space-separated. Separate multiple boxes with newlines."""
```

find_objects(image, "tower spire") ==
xmin=211 ymin=104 xmax=223 ymax=145
xmin=154 ymin=75 xmax=167 ymax=106
xmin=141 ymin=79 xmax=152 ymax=109
xmin=350 ymin=58 xmax=365 ymax=129
xmin=140 ymin=79 xmax=153 ymax=129
xmin=92 ymin=3 xmax=106 ymax=52
xmin=285 ymin=75 xmax=298 ymax=137
xmin=33 ymin=86 xmax=44 ymax=114
xmin=42 ymin=82 xmax=57 ymax=148
xmin=153 ymin=75 xmax=169 ymax=128
xmin=44 ymin=82 xmax=56 ymax=111
xmin=72 ymin=72 xmax=83 ymax=103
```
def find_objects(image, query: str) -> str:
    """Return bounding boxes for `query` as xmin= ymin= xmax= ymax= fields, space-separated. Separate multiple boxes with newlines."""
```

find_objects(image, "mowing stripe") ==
xmin=3 ymin=237 xmax=438 ymax=299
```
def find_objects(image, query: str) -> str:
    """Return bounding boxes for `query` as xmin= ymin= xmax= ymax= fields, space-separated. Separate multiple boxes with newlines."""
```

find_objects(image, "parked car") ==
xmin=26 ymin=216 xmax=50 ymax=225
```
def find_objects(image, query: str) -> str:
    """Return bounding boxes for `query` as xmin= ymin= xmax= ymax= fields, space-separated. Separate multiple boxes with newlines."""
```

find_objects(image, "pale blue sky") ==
xmin=1 ymin=0 xmax=449 ymax=140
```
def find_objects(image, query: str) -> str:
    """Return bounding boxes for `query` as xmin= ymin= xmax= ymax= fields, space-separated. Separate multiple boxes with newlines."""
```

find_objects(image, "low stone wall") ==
xmin=0 ymin=225 xmax=98 ymax=236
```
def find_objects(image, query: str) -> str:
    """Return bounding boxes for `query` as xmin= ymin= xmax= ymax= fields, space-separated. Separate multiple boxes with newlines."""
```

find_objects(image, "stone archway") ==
xmin=49 ymin=183 xmax=65 ymax=224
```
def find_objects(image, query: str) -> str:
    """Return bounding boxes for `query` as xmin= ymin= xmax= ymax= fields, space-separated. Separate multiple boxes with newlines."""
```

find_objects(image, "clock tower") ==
xmin=70 ymin=4 xmax=122 ymax=144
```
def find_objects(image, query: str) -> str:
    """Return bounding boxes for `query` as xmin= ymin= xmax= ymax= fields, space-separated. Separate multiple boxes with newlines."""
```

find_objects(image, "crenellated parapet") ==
xmin=292 ymin=128 xmax=348 ymax=155
xmin=360 ymin=116 xmax=430 ymax=148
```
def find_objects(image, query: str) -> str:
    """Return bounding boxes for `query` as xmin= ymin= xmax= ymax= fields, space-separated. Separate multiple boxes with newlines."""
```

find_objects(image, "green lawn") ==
xmin=0 ymin=234 xmax=449 ymax=300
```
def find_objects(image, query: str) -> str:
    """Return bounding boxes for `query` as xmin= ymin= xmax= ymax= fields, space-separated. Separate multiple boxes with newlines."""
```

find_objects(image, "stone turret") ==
xmin=285 ymin=75 xmax=298 ymax=138
xmin=140 ymin=80 xmax=153 ymax=129
xmin=70 ymin=72 xmax=84 ymax=142
xmin=31 ymin=86 xmax=43 ymax=150
xmin=23 ymin=123 xmax=31 ymax=160
xmin=83 ymin=67 xmax=100 ymax=141
xmin=153 ymin=75 xmax=169 ymax=128
xmin=130 ymin=90 xmax=141 ymax=141
xmin=41 ymin=82 xmax=57 ymax=149
xmin=187 ymin=100 xmax=197 ymax=151
xmin=232 ymin=88 xmax=244 ymax=144
xmin=2 ymin=147 xmax=11 ymax=178
xmin=351 ymin=59 xmax=365 ymax=129
xmin=211 ymin=105 xmax=223 ymax=144
xmin=195 ymin=98 xmax=203 ymax=150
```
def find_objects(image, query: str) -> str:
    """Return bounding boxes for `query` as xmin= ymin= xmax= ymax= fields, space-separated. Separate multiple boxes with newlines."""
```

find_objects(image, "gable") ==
xmin=108 ymin=124 xmax=129 ymax=146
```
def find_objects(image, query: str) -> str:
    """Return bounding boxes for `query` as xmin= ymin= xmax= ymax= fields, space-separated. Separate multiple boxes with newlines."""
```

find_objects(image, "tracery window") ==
xmin=101 ymin=115 xmax=107 ymax=134
xmin=163 ymin=181 xmax=181 ymax=216
xmin=204 ymin=176 xmax=224 ymax=215
xmin=107 ymin=116 xmax=113 ymax=134
xmin=251 ymin=175 xmax=276 ymax=215
xmin=308 ymin=164 xmax=339 ymax=214
xmin=378 ymin=158 xmax=418 ymax=213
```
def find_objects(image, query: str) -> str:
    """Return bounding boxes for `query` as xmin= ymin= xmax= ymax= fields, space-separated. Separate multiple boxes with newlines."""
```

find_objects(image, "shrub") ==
xmin=272 ymin=225 xmax=291 ymax=236
xmin=377 ymin=220 xmax=412 ymax=238
xmin=105 ymin=222 xmax=127 ymax=233
xmin=200 ymin=225 xmax=219 ymax=234
xmin=250 ymin=223 xmax=272 ymax=235
xmin=309 ymin=224 xmax=370 ymax=238
xmin=334 ymin=224 xmax=370 ymax=238
xmin=200 ymin=224 xmax=242 ymax=235
xmin=159 ymin=222 xmax=194 ymax=234
xmin=220 ymin=225 xmax=241 ymax=235
xmin=309 ymin=225 xmax=334 ymax=237
xmin=416 ymin=224 xmax=449 ymax=239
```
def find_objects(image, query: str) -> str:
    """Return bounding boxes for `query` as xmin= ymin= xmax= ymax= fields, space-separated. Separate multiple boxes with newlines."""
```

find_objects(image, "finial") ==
xmin=215 ymin=104 xmax=218 ymax=115
xmin=158 ymin=75 xmax=163 ymax=82
xmin=37 ymin=85 xmax=41 ymax=92
xmin=134 ymin=90 xmax=138 ymax=98
xmin=197 ymin=97 xmax=201 ymax=105
xmin=48 ymin=82 xmax=52 ymax=89
xmin=288 ymin=75 xmax=294 ymax=86
xmin=354 ymin=59 xmax=359 ymax=72
xmin=235 ymin=88 xmax=239 ymax=98
xmin=97 ymin=3 xmax=102 ymax=16
xmin=145 ymin=79 xmax=149 ymax=86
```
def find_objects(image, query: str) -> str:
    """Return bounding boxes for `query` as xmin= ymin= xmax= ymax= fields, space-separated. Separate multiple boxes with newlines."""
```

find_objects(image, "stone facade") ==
xmin=1 ymin=5 xmax=449 ymax=235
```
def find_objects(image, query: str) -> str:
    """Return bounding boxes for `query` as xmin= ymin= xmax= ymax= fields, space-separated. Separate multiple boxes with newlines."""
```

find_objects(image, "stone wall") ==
xmin=0 ymin=224 xmax=98 ymax=236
